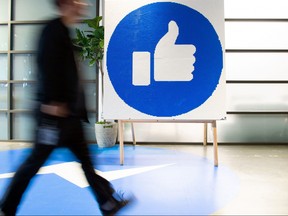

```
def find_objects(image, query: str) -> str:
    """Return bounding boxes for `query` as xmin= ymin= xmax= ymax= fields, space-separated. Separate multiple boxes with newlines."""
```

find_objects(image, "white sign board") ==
xmin=103 ymin=0 xmax=226 ymax=120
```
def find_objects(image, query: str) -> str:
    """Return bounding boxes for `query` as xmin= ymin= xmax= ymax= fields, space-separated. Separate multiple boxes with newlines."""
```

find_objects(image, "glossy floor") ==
xmin=0 ymin=143 xmax=287 ymax=215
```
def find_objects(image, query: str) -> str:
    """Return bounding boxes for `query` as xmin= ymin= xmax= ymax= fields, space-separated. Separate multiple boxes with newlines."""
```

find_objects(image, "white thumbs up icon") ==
xmin=132 ymin=20 xmax=196 ymax=86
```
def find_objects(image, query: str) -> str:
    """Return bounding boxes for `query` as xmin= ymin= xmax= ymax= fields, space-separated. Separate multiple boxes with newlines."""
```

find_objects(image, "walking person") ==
xmin=0 ymin=0 xmax=132 ymax=215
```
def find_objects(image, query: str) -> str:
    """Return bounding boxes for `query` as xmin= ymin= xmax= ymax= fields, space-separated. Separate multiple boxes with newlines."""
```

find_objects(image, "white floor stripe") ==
xmin=0 ymin=162 xmax=175 ymax=188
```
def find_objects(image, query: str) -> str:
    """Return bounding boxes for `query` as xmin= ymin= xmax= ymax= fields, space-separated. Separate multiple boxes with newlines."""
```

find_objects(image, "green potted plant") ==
xmin=73 ymin=16 xmax=117 ymax=148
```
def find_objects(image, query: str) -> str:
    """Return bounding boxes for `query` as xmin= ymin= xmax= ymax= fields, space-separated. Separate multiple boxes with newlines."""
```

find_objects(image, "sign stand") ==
xmin=118 ymin=120 xmax=219 ymax=166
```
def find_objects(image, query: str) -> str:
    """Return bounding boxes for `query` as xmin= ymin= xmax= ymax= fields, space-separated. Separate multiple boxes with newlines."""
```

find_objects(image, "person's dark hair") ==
xmin=53 ymin=0 xmax=70 ymax=8
xmin=53 ymin=0 xmax=61 ymax=7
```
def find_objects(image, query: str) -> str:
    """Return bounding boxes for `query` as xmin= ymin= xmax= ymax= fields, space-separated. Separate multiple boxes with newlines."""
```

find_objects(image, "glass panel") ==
xmin=12 ymin=24 xmax=44 ymax=51
xmin=0 ymin=25 xmax=8 ymax=50
xmin=132 ymin=122 xmax=203 ymax=143
xmin=84 ymin=83 xmax=97 ymax=110
xmin=13 ymin=0 xmax=96 ymax=21
xmin=12 ymin=113 xmax=35 ymax=140
xmin=0 ymin=113 xmax=8 ymax=140
xmin=86 ymin=0 xmax=97 ymax=19
xmin=225 ymin=22 xmax=288 ymax=50
xmin=226 ymin=52 xmax=288 ymax=81
xmin=12 ymin=83 xmax=36 ymax=110
xmin=79 ymin=60 xmax=97 ymax=80
xmin=226 ymin=84 xmax=288 ymax=111
xmin=12 ymin=54 xmax=37 ymax=80
xmin=225 ymin=0 xmax=288 ymax=19
xmin=0 ymin=54 xmax=8 ymax=80
xmin=13 ymin=0 xmax=56 ymax=21
xmin=218 ymin=114 xmax=288 ymax=143
xmin=0 ymin=83 xmax=8 ymax=109
xmin=0 ymin=0 xmax=9 ymax=22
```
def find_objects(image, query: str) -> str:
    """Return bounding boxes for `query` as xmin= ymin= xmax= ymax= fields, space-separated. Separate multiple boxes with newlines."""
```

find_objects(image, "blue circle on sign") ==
xmin=107 ymin=2 xmax=223 ymax=117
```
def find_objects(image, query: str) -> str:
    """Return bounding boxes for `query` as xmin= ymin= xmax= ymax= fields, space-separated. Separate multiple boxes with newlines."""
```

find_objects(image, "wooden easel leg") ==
xmin=203 ymin=123 xmax=207 ymax=146
xmin=212 ymin=121 xmax=218 ymax=166
xmin=131 ymin=123 xmax=136 ymax=145
xmin=118 ymin=120 xmax=124 ymax=165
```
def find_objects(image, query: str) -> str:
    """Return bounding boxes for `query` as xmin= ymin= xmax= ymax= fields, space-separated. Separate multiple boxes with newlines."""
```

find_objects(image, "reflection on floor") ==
xmin=0 ymin=143 xmax=287 ymax=215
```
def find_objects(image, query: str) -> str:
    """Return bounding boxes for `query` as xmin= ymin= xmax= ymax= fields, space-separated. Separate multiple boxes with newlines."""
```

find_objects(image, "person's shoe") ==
xmin=100 ymin=191 xmax=134 ymax=216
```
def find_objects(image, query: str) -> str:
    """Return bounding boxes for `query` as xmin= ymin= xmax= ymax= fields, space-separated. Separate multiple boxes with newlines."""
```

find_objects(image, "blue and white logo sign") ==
xmin=104 ymin=0 xmax=225 ymax=119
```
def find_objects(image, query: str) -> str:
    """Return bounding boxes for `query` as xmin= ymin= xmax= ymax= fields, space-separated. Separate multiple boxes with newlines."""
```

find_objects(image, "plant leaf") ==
xmin=73 ymin=16 xmax=105 ymax=67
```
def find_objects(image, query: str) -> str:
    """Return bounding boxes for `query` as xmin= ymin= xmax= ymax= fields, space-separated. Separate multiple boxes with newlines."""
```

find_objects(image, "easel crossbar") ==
xmin=117 ymin=120 xmax=219 ymax=166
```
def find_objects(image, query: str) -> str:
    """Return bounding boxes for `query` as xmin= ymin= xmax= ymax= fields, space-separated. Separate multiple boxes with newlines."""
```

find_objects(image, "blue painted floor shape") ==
xmin=0 ymin=145 xmax=240 ymax=215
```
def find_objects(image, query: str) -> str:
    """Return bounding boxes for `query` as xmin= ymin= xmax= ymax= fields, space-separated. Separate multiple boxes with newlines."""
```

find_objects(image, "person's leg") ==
xmin=62 ymin=117 xmax=133 ymax=215
xmin=0 ymin=144 xmax=54 ymax=216
xmin=70 ymin=142 xmax=116 ymax=201
xmin=64 ymin=118 xmax=114 ymax=205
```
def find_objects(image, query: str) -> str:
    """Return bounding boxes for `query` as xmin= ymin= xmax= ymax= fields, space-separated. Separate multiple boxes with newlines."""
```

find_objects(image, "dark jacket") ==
xmin=36 ymin=18 xmax=88 ymax=121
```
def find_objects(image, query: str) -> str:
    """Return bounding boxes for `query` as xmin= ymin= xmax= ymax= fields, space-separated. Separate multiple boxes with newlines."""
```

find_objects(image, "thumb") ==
xmin=160 ymin=20 xmax=179 ymax=45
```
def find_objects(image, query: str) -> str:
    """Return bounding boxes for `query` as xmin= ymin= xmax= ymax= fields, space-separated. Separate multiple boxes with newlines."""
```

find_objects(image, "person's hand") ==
xmin=154 ymin=20 xmax=196 ymax=81
xmin=40 ymin=102 xmax=69 ymax=117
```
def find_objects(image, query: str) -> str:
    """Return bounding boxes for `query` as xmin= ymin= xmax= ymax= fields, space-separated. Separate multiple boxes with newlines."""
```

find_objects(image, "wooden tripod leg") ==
xmin=203 ymin=123 xmax=208 ymax=146
xmin=212 ymin=120 xmax=218 ymax=166
xmin=118 ymin=120 xmax=124 ymax=165
xmin=131 ymin=123 xmax=136 ymax=145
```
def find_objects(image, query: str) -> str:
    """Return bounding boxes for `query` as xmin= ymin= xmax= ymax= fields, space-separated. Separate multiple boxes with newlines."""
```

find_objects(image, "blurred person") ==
xmin=0 ymin=0 xmax=132 ymax=215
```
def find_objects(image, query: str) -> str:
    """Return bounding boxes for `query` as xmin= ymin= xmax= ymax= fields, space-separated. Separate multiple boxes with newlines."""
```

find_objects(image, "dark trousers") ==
xmin=1 ymin=114 xmax=114 ymax=215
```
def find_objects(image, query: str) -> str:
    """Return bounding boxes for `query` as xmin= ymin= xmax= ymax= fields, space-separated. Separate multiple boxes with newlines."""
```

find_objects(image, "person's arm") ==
xmin=40 ymin=102 xmax=69 ymax=117
xmin=38 ymin=22 xmax=70 ymax=117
